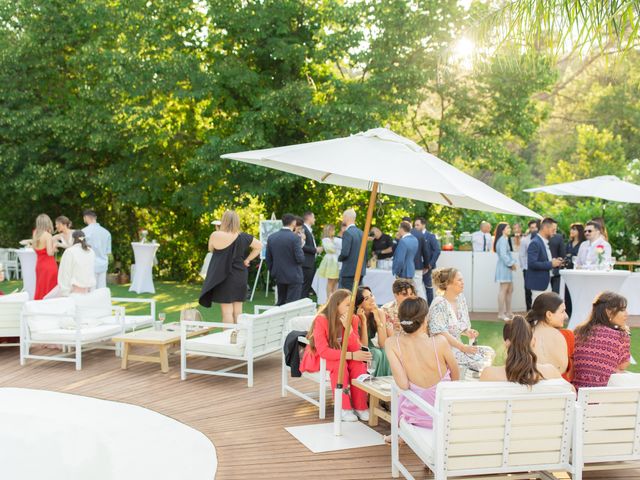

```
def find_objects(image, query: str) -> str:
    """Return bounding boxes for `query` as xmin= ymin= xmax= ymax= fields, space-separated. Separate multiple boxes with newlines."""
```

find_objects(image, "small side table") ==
xmin=351 ymin=376 xmax=393 ymax=426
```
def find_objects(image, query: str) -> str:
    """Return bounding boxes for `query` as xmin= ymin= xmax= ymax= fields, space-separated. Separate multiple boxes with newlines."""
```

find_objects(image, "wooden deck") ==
xmin=0 ymin=345 xmax=638 ymax=480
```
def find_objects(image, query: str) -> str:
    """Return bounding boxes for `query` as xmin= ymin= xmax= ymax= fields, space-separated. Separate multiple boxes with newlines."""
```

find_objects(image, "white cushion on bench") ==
xmin=31 ymin=324 xmax=122 ymax=342
xmin=23 ymin=298 xmax=75 ymax=333
xmin=289 ymin=315 xmax=316 ymax=332
xmin=101 ymin=315 xmax=152 ymax=329
xmin=301 ymin=370 xmax=330 ymax=383
xmin=608 ymin=373 xmax=640 ymax=387
xmin=71 ymin=289 xmax=112 ymax=320
xmin=400 ymin=418 xmax=435 ymax=464
xmin=0 ymin=292 xmax=29 ymax=304
xmin=185 ymin=329 xmax=246 ymax=357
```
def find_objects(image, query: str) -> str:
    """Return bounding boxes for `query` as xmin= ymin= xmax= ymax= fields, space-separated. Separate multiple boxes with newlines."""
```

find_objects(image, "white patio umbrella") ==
xmin=222 ymin=127 xmax=539 ymax=446
xmin=524 ymin=175 xmax=640 ymax=203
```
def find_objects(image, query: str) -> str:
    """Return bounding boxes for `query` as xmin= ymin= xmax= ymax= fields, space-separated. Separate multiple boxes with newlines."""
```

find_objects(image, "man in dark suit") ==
xmin=549 ymin=232 xmax=566 ymax=294
xmin=301 ymin=211 xmax=323 ymax=298
xmin=266 ymin=213 xmax=305 ymax=306
xmin=415 ymin=217 xmax=440 ymax=305
xmin=409 ymin=220 xmax=430 ymax=300
xmin=393 ymin=221 xmax=418 ymax=280
xmin=526 ymin=217 xmax=563 ymax=301
xmin=338 ymin=208 xmax=366 ymax=291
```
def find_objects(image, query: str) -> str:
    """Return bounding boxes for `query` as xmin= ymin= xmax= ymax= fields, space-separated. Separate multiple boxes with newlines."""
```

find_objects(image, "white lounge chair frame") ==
xmin=576 ymin=384 xmax=640 ymax=475
xmin=281 ymin=335 xmax=329 ymax=419
xmin=391 ymin=383 xmax=581 ymax=480
xmin=111 ymin=296 xmax=156 ymax=331
xmin=20 ymin=306 xmax=124 ymax=370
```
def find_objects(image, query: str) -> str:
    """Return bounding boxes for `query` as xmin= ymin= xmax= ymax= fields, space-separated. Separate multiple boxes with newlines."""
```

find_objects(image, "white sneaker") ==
xmin=341 ymin=410 xmax=358 ymax=422
xmin=355 ymin=409 xmax=370 ymax=421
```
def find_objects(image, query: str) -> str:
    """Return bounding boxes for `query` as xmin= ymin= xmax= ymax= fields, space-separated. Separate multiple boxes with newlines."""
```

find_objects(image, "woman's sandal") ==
xmin=383 ymin=435 xmax=405 ymax=445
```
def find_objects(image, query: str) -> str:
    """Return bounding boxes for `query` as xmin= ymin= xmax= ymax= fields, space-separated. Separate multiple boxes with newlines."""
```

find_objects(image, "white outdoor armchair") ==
xmin=0 ymin=291 xmax=29 ymax=347
xmin=391 ymin=379 xmax=581 ymax=480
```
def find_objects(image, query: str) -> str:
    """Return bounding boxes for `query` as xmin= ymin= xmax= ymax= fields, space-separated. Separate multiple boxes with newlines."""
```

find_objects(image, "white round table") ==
xmin=129 ymin=242 xmax=159 ymax=294
xmin=16 ymin=248 xmax=36 ymax=300
xmin=561 ymin=269 xmax=631 ymax=329
xmin=0 ymin=388 xmax=217 ymax=480
xmin=312 ymin=268 xmax=395 ymax=305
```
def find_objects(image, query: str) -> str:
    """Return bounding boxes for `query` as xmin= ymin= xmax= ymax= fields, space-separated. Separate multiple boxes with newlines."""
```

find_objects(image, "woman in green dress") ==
xmin=356 ymin=286 xmax=393 ymax=377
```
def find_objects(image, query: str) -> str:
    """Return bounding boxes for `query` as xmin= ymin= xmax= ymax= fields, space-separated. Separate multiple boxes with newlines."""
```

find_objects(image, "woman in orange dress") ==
xmin=32 ymin=214 xmax=58 ymax=300
xmin=525 ymin=292 xmax=574 ymax=381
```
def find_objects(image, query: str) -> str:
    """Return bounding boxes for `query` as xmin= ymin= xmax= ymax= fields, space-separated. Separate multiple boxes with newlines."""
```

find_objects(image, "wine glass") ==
xmin=366 ymin=359 xmax=376 ymax=383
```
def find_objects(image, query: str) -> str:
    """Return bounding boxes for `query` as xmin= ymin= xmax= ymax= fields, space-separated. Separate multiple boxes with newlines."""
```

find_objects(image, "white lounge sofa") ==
xmin=281 ymin=314 xmax=330 ymax=419
xmin=0 ymin=292 xmax=29 ymax=347
xmin=573 ymin=373 xmax=640 ymax=476
xmin=391 ymin=379 xmax=580 ymax=480
xmin=20 ymin=293 xmax=125 ymax=370
xmin=181 ymin=298 xmax=316 ymax=387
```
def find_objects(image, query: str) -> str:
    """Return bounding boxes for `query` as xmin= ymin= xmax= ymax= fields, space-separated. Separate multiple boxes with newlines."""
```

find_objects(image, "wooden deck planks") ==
xmin=0 ymin=346 xmax=638 ymax=479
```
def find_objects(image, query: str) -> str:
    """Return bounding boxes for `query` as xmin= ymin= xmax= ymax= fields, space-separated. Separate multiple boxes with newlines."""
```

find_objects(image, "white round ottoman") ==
xmin=0 ymin=388 xmax=217 ymax=480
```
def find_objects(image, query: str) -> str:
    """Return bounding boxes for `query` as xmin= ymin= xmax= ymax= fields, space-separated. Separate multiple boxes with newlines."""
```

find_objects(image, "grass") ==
xmin=3 ymin=279 xmax=639 ymax=372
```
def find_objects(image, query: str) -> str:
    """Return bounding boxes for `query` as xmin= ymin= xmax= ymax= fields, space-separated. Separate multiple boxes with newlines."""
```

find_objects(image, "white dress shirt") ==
xmin=82 ymin=223 xmax=112 ymax=274
xmin=576 ymin=236 xmax=612 ymax=268
xmin=519 ymin=233 xmax=532 ymax=269
xmin=304 ymin=223 xmax=316 ymax=248
xmin=58 ymin=244 xmax=97 ymax=296
xmin=471 ymin=230 xmax=492 ymax=252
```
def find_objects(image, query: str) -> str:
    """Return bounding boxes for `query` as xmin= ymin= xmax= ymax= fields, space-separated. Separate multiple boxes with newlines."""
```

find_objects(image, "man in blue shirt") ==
xmin=82 ymin=209 xmax=112 ymax=289
xmin=392 ymin=221 xmax=418 ymax=280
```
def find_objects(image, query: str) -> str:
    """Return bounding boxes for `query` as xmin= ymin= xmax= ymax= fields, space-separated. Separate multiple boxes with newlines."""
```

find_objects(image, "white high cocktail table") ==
xmin=16 ymin=248 xmax=36 ymax=300
xmin=561 ymin=269 xmax=631 ymax=329
xmin=129 ymin=242 xmax=159 ymax=294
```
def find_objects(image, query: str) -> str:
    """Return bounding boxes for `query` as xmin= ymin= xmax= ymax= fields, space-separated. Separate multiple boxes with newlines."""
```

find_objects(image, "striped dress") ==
xmin=572 ymin=324 xmax=630 ymax=389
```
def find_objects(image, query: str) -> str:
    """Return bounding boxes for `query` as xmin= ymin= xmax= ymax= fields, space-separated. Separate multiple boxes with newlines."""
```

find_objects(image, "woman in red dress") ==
xmin=33 ymin=214 xmax=58 ymax=300
xmin=300 ymin=289 xmax=372 ymax=422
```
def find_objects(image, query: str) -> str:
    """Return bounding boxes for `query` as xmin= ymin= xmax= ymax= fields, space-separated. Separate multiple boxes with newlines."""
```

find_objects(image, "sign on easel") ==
xmin=259 ymin=219 xmax=283 ymax=260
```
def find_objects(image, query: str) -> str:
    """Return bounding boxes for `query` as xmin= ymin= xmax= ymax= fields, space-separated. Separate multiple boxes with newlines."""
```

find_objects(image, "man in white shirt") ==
xmin=575 ymin=221 xmax=612 ymax=268
xmin=82 ymin=209 xmax=112 ymax=289
xmin=518 ymin=219 xmax=539 ymax=310
xmin=471 ymin=221 xmax=492 ymax=252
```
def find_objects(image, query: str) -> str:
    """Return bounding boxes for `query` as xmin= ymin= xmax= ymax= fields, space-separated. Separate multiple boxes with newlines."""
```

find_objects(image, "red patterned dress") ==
xmin=572 ymin=324 xmax=630 ymax=389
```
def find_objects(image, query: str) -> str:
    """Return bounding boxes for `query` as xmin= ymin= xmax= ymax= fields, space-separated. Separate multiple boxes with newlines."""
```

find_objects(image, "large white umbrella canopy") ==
xmin=524 ymin=175 xmax=640 ymax=203
xmin=222 ymin=127 xmax=540 ymax=218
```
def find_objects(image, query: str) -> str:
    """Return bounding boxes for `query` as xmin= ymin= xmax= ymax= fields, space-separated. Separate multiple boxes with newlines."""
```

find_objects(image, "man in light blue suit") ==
xmin=392 ymin=221 xmax=418 ymax=280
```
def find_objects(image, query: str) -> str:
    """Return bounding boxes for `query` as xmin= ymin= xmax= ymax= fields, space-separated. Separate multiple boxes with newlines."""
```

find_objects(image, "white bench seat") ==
xmin=31 ymin=324 xmax=122 ymax=343
xmin=185 ymin=330 xmax=246 ymax=357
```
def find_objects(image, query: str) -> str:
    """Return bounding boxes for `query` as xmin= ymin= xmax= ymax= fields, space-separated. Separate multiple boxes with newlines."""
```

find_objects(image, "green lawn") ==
xmin=3 ymin=279 xmax=638 ymax=372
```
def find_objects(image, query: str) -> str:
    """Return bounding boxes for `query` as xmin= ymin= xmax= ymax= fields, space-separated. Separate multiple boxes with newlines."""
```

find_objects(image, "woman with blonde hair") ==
xmin=32 ymin=214 xmax=58 ymax=300
xmin=199 ymin=210 xmax=262 ymax=323
xmin=317 ymin=224 xmax=340 ymax=298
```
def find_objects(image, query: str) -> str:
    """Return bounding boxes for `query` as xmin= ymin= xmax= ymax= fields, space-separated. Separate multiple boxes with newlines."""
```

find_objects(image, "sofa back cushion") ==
xmin=23 ymin=298 xmax=76 ymax=333
xmin=71 ymin=288 xmax=112 ymax=321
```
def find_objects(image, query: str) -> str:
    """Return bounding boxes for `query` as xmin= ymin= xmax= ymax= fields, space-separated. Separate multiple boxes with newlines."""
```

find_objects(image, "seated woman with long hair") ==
xmin=525 ymin=292 xmax=574 ymax=381
xmin=385 ymin=298 xmax=459 ymax=431
xmin=481 ymin=315 xmax=561 ymax=384
xmin=300 ymin=289 xmax=372 ymax=422
xmin=58 ymin=231 xmax=96 ymax=296
xmin=572 ymin=291 xmax=631 ymax=389
xmin=355 ymin=286 xmax=392 ymax=377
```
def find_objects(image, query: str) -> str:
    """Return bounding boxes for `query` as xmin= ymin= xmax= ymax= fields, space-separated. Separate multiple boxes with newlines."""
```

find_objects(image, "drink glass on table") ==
xmin=155 ymin=313 xmax=166 ymax=331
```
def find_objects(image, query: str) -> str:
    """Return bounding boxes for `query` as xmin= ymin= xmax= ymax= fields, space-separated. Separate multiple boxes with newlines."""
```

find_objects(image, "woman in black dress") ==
xmin=564 ymin=223 xmax=586 ymax=317
xmin=199 ymin=210 xmax=262 ymax=323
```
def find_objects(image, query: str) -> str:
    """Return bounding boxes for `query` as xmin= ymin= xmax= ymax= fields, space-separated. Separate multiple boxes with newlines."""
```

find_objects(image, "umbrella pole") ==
xmin=334 ymin=182 xmax=379 ymax=436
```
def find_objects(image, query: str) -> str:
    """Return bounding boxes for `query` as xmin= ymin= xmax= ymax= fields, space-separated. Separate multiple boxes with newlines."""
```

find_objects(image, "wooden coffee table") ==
xmin=112 ymin=323 xmax=215 ymax=373
xmin=351 ymin=376 xmax=393 ymax=426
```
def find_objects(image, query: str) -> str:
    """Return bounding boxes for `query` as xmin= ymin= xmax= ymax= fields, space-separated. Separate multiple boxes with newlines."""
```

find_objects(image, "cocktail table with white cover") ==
xmin=0 ymin=388 xmax=217 ymax=480
xmin=129 ymin=242 xmax=159 ymax=294
xmin=16 ymin=248 xmax=36 ymax=300
xmin=312 ymin=268 xmax=394 ymax=304
xmin=561 ymin=269 xmax=631 ymax=329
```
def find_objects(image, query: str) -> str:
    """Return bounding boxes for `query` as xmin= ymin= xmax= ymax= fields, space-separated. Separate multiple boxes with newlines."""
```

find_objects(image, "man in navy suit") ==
xmin=526 ymin=217 xmax=563 ymax=301
xmin=409 ymin=221 xmax=430 ymax=300
xmin=393 ymin=221 xmax=418 ymax=280
xmin=266 ymin=213 xmax=305 ymax=306
xmin=415 ymin=217 xmax=440 ymax=305
xmin=338 ymin=208 xmax=366 ymax=291
xmin=301 ymin=211 xmax=323 ymax=298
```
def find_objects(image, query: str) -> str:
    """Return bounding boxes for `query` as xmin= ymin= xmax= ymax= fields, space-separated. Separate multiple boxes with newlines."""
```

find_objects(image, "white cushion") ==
xmin=30 ymin=324 xmax=122 ymax=342
xmin=301 ymin=370 xmax=330 ymax=383
xmin=0 ymin=292 xmax=29 ymax=304
xmin=608 ymin=373 xmax=640 ymax=387
xmin=71 ymin=288 xmax=112 ymax=320
xmin=185 ymin=329 xmax=246 ymax=357
xmin=399 ymin=418 xmax=434 ymax=464
xmin=101 ymin=315 xmax=152 ymax=329
xmin=288 ymin=315 xmax=315 ymax=332
xmin=23 ymin=298 xmax=75 ymax=333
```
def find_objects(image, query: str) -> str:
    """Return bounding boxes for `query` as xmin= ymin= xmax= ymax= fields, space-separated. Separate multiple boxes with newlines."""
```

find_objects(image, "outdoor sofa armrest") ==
xmin=111 ymin=297 xmax=156 ymax=320
xmin=254 ymin=305 xmax=275 ymax=314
